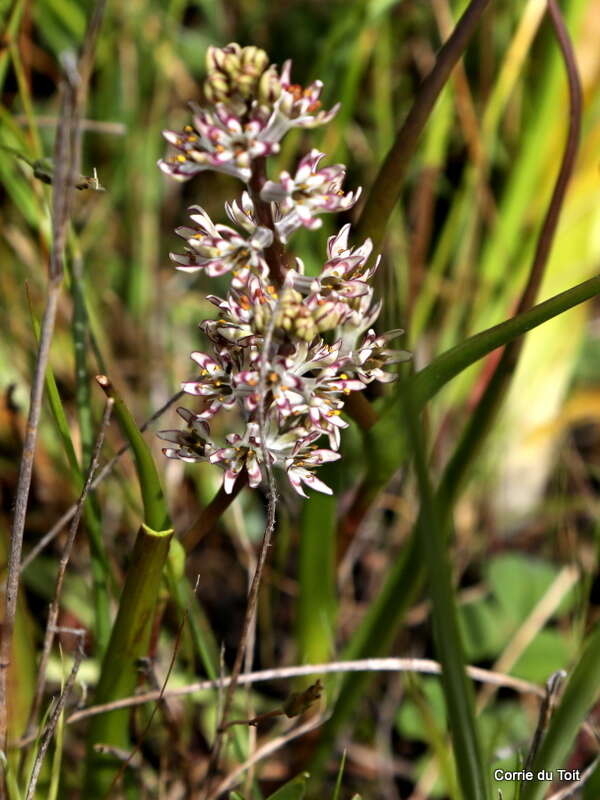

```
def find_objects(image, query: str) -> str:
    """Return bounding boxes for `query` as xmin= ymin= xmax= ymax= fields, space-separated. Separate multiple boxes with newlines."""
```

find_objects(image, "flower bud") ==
xmin=313 ymin=300 xmax=343 ymax=333
xmin=204 ymin=43 xmax=270 ymax=105
xmin=257 ymin=65 xmax=282 ymax=107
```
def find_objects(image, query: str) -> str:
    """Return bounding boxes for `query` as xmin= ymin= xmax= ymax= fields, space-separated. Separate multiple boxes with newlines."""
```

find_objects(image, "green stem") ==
xmin=83 ymin=523 xmax=173 ymax=798
xmin=90 ymin=376 xmax=248 ymax=782
xmin=96 ymin=375 xmax=169 ymax=532
xmin=411 ymin=275 xmax=599 ymax=414
xmin=84 ymin=376 xmax=174 ymax=796
xmin=401 ymin=380 xmax=488 ymax=800
xmin=355 ymin=0 xmax=492 ymax=252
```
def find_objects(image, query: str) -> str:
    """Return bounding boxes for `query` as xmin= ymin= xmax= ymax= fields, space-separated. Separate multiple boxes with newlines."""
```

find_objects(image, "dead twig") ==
xmin=522 ymin=670 xmax=567 ymax=776
xmin=203 ymin=262 xmax=280 ymax=792
xmin=25 ymin=639 xmax=85 ymax=800
xmin=546 ymin=757 xmax=600 ymax=800
xmin=65 ymin=658 xmax=545 ymax=726
xmin=27 ymin=398 xmax=113 ymax=734
xmin=0 ymin=57 xmax=79 ymax=757
xmin=209 ymin=714 xmax=328 ymax=799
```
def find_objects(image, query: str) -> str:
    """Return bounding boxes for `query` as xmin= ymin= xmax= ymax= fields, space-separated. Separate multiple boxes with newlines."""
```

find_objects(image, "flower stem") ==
xmin=248 ymin=157 xmax=288 ymax=286
xmin=182 ymin=474 xmax=248 ymax=552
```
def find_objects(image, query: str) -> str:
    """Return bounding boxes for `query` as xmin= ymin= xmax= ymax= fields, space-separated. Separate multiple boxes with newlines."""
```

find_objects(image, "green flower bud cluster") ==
xmin=253 ymin=287 xmax=342 ymax=342
xmin=204 ymin=43 xmax=280 ymax=109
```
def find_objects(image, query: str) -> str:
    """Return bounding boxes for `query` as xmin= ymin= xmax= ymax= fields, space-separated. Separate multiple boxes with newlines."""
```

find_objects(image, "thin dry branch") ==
xmin=546 ymin=757 xmax=600 ymax=800
xmin=523 ymin=670 xmax=567 ymax=776
xmin=203 ymin=258 xmax=280 ymax=791
xmin=0 ymin=0 xmax=106 ymax=770
xmin=25 ymin=639 xmax=85 ymax=800
xmin=0 ymin=63 xmax=79 ymax=756
xmin=209 ymin=713 xmax=328 ymax=799
xmin=27 ymin=398 xmax=113 ymax=733
xmin=66 ymin=658 xmax=545 ymax=726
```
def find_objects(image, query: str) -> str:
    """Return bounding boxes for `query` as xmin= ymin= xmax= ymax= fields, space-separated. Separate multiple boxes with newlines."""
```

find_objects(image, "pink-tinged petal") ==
xmin=260 ymin=179 xmax=289 ymax=203
xmin=286 ymin=467 xmax=309 ymax=498
xmin=327 ymin=223 xmax=351 ymax=257
xmin=172 ymin=262 xmax=202 ymax=273
xmin=198 ymin=401 xmax=221 ymax=420
xmin=204 ymin=260 xmax=233 ymax=277
xmin=163 ymin=447 xmax=197 ymax=463
xmin=188 ymin=206 xmax=219 ymax=234
xmin=246 ymin=455 xmax=263 ymax=487
xmin=288 ymin=466 xmax=334 ymax=496
xmin=223 ymin=466 xmax=241 ymax=494
xmin=181 ymin=381 xmax=216 ymax=396
xmin=210 ymin=446 xmax=236 ymax=462
xmin=374 ymin=371 xmax=398 ymax=383
xmin=305 ymin=449 xmax=342 ymax=465
xmin=190 ymin=352 xmax=220 ymax=372
xmin=246 ymin=422 xmax=261 ymax=441
xmin=251 ymin=227 xmax=274 ymax=249
xmin=309 ymin=406 xmax=321 ymax=424
xmin=244 ymin=393 xmax=259 ymax=412
xmin=301 ymin=472 xmax=334 ymax=495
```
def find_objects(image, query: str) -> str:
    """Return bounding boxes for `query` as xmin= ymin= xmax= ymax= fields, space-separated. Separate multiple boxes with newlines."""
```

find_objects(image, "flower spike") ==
xmin=159 ymin=43 xmax=410 ymax=497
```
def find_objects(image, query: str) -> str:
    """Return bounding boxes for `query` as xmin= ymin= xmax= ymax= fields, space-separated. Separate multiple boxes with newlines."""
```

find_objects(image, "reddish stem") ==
xmin=248 ymin=157 xmax=289 ymax=287
xmin=182 ymin=473 xmax=248 ymax=552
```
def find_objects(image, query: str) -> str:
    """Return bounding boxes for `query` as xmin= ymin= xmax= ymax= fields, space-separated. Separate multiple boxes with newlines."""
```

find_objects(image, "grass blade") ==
xmin=411 ymin=275 xmax=599 ymax=413
xmin=401 ymin=379 xmax=488 ymax=800
xmin=297 ymin=494 xmax=336 ymax=667
xmin=355 ymin=0 xmax=492 ymax=252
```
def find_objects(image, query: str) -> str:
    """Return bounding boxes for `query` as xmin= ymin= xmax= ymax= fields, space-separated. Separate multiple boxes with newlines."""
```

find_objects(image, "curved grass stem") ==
xmin=355 ymin=0 xmax=492 ymax=252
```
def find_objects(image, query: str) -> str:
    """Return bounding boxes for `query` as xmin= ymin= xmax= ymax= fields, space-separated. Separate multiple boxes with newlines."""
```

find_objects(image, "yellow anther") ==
xmin=176 ymin=155 xmax=187 ymax=163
